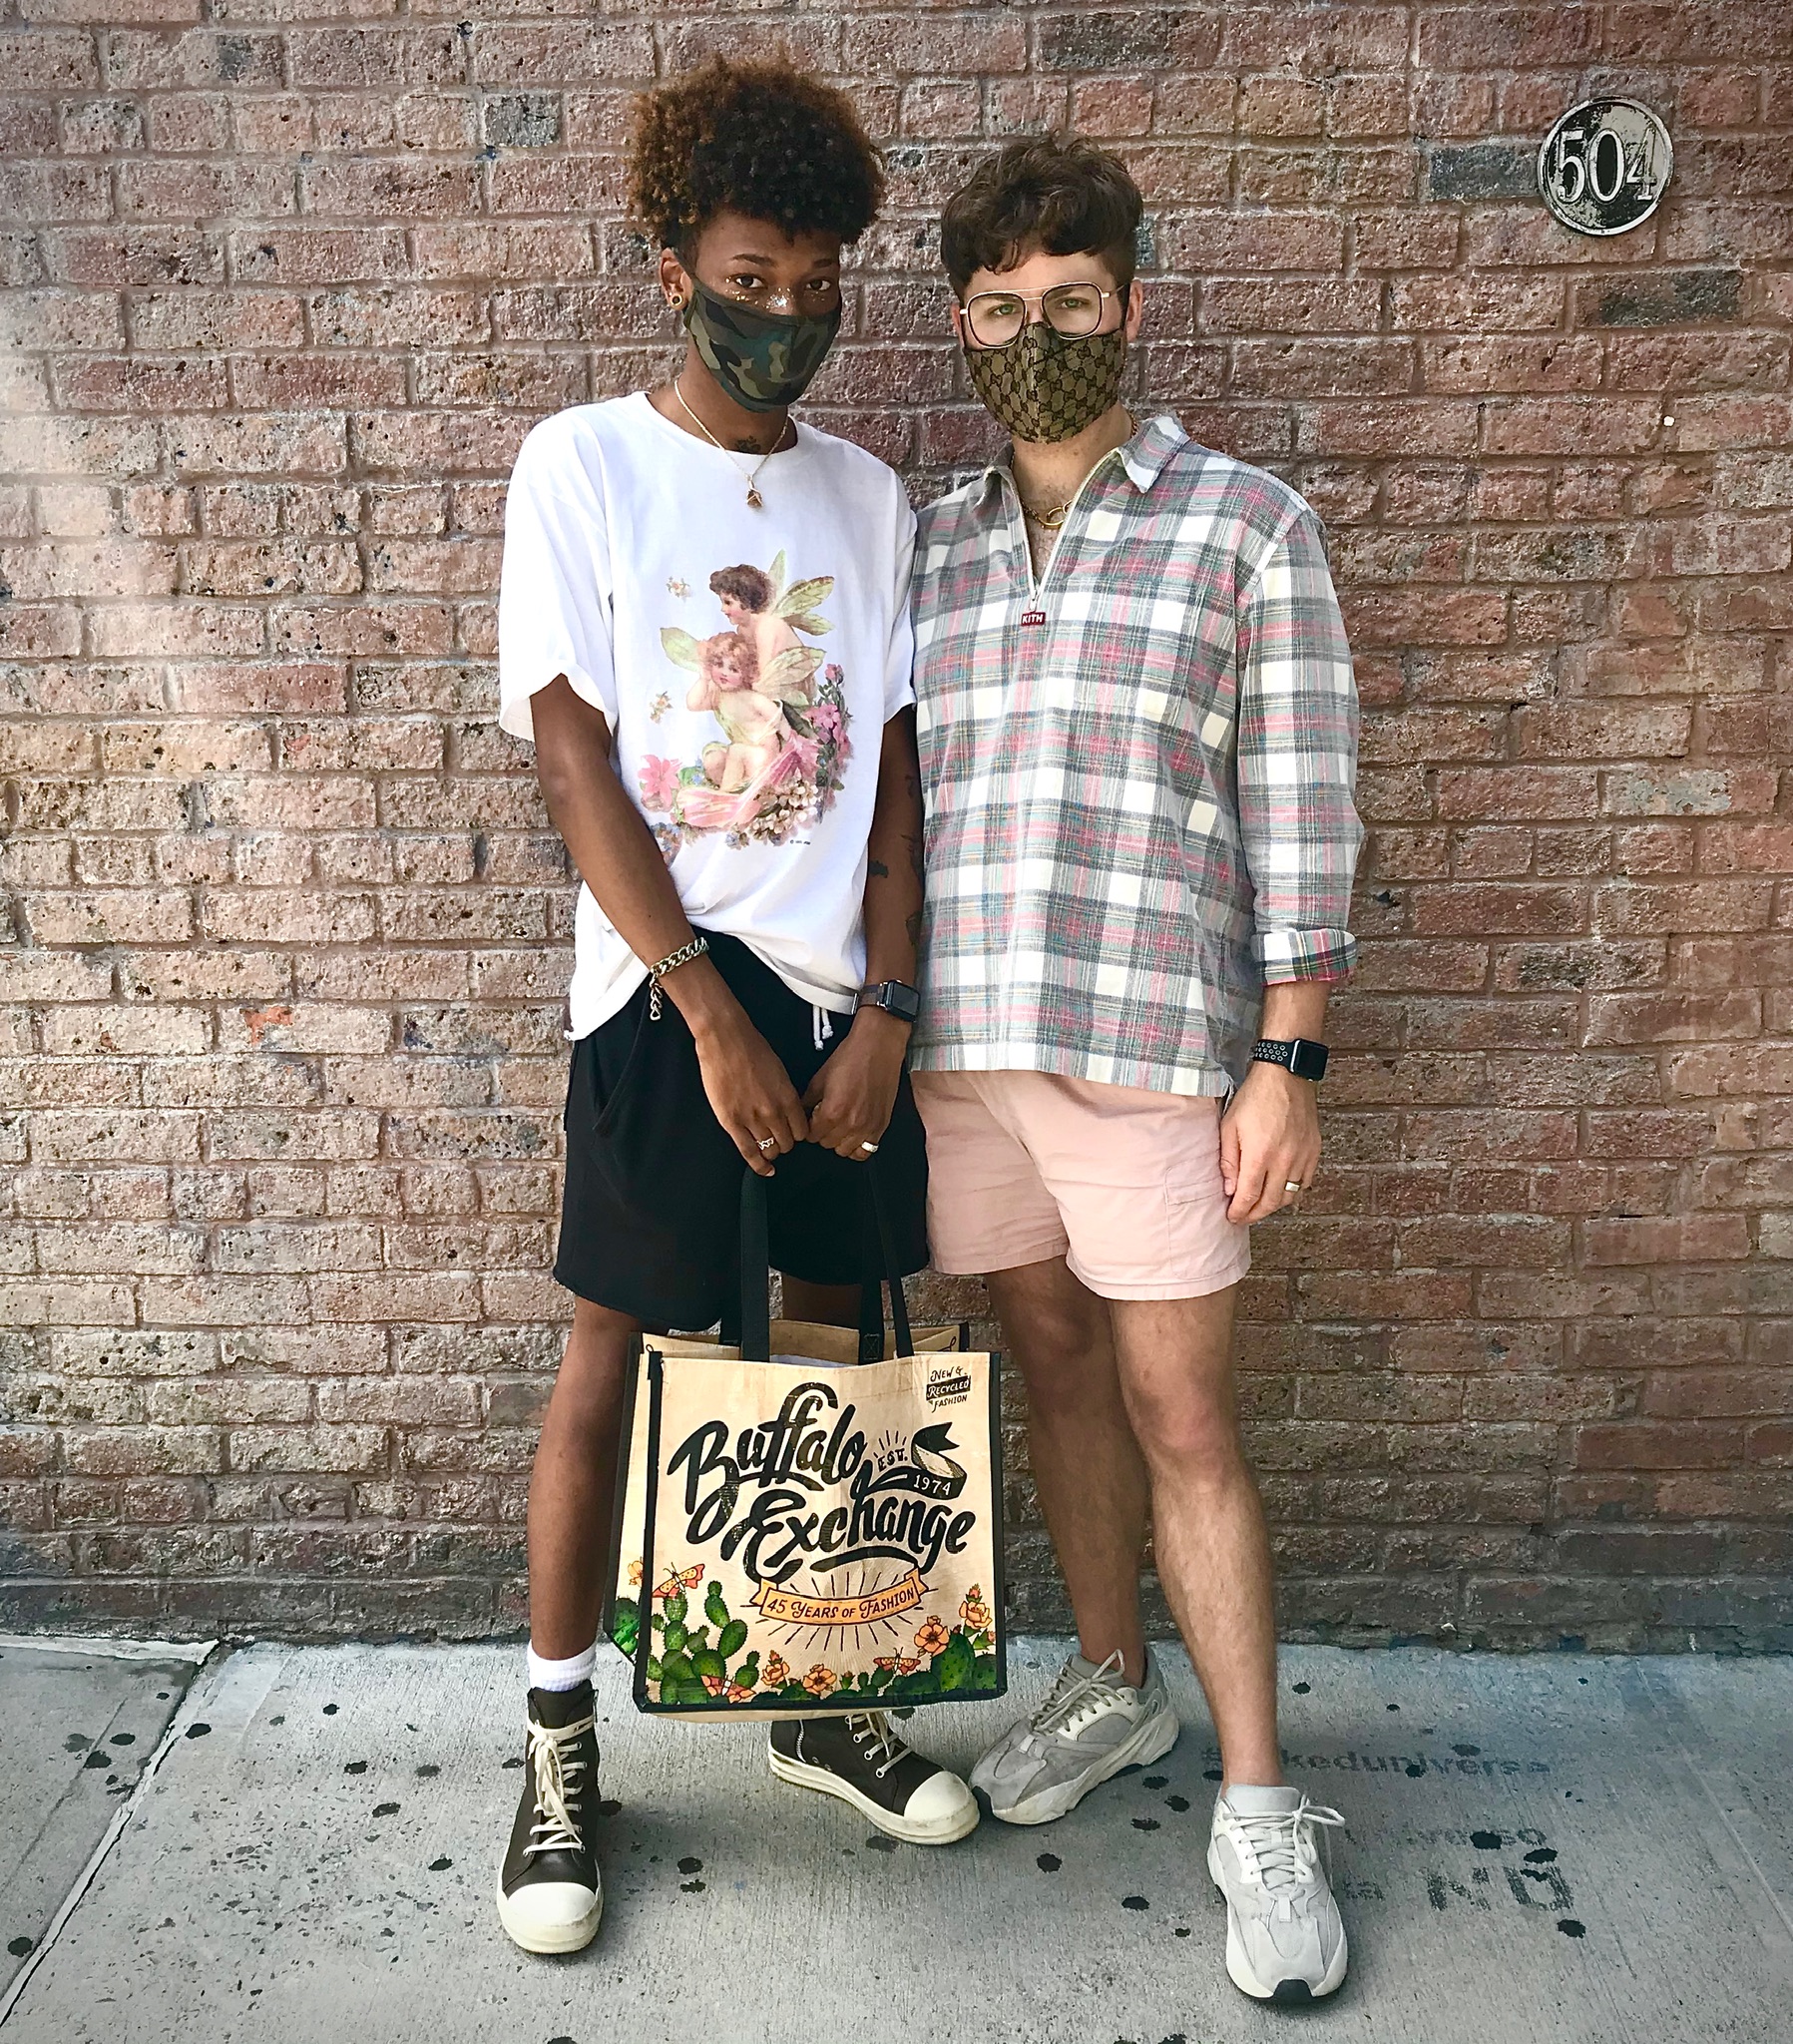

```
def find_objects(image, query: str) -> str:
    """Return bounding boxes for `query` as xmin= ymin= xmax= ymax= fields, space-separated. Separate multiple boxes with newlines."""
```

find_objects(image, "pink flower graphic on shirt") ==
xmin=639 ymin=755 xmax=681 ymax=812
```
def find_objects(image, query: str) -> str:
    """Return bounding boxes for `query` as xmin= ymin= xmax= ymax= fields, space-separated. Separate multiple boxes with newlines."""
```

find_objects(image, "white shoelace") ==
xmin=846 ymin=1710 xmax=907 ymax=1780
xmin=1019 ymin=1649 xmax=1133 ymax=1754
xmin=524 ymin=1711 xmax=595 ymax=1858
xmin=1225 ymin=1795 xmax=1346 ymax=1909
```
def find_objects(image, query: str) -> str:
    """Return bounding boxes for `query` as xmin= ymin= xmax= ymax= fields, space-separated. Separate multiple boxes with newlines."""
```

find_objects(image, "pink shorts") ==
xmin=912 ymin=1069 xmax=1251 ymax=1301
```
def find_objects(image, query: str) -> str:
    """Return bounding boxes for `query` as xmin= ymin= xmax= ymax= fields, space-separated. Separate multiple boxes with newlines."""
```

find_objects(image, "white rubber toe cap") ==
xmin=904 ymin=1769 xmax=978 ymax=1827
xmin=496 ymin=1878 xmax=603 ymax=1954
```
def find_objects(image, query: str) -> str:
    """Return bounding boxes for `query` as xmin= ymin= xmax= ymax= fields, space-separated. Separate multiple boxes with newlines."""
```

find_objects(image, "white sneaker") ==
xmin=1207 ymin=1786 xmax=1348 ymax=2002
xmin=969 ymin=1650 xmax=1178 ymax=1825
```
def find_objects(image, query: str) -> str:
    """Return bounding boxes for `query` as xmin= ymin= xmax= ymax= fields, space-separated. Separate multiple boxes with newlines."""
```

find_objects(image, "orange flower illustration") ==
xmin=762 ymin=1653 xmax=790 ymax=1689
xmin=700 ymin=1673 xmax=726 ymax=1697
xmin=627 ymin=1557 xmax=644 ymax=1588
xmin=726 ymin=1681 xmax=756 ymax=1704
xmin=802 ymin=1663 xmax=840 ymax=1699
xmin=958 ymin=1586 xmax=992 ymax=1632
xmin=914 ymin=1617 xmax=950 ymax=1658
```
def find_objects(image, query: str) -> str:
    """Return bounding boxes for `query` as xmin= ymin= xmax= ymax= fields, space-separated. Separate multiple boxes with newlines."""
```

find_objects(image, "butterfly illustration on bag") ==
xmin=653 ymin=1562 xmax=705 ymax=1601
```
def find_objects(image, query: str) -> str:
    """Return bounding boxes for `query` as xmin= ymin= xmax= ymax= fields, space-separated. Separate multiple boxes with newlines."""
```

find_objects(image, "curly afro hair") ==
xmin=628 ymin=56 xmax=884 ymax=256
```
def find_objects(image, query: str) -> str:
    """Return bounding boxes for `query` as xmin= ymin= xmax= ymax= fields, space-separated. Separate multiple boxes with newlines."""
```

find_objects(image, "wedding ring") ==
xmin=1284 ymin=1180 xmax=1304 ymax=1195
xmin=757 ymin=1136 xmax=777 ymax=1153
xmin=860 ymin=1141 xmax=879 ymax=1154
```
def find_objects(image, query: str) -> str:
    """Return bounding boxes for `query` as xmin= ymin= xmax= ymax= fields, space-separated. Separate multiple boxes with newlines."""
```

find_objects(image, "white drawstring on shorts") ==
xmin=812 ymin=1004 xmax=833 ymax=1052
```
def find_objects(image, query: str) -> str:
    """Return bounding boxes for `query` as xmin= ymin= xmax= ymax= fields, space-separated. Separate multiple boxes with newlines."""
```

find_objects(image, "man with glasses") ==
xmin=907 ymin=137 xmax=1364 ymax=2005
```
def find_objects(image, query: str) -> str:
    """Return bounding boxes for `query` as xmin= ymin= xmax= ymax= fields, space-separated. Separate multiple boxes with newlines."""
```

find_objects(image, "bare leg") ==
xmin=780 ymin=1276 xmax=861 ymax=1328
xmin=527 ymin=1296 xmax=640 ymax=1659
xmin=1109 ymin=1287 xmax=1283 ymax=1788
xmin=986 ymin=1257 xmax=1150 ymax=1685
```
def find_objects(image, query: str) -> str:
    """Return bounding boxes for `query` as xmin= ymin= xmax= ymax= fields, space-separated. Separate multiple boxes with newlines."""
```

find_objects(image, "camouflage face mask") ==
xmin=964 ymin=320 xmax=1127 ymax=445
xmin=681 ymin=279 xmax=841 ymax=414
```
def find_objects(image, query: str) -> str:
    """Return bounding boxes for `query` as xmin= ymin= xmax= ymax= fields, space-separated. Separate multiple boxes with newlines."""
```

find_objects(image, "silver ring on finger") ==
xmin=1284 ymin=1180 xmax=1304 ymax=1194
xmin=859 ymin=1141 xmax=879 ymax=1155
xmin=757 ymin=1136 xmax=778 ymax=1153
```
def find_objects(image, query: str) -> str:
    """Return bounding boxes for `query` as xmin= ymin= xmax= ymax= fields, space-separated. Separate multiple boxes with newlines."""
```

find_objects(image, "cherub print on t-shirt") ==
xmin=642 ymin=552 xmax=852 ymax=850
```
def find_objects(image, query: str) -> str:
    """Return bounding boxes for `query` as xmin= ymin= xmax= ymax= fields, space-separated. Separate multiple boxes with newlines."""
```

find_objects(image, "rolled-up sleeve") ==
xmin=1234 ymin=507 xmax=1363 ymax=984
xmin=497 ymin=420 xmax=617 ymax=745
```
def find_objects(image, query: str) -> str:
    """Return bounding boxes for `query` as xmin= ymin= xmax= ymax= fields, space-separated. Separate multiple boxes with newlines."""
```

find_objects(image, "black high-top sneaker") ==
xmin=496 ymin=1683 xmax=604 ymax=1954
xmin=768 ymin=1711 xmax=979 ymax=1844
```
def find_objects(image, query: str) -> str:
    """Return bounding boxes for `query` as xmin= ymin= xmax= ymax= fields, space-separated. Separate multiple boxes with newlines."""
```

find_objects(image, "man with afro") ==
xmin=493 ymin=57 xmax=975 ymax=1955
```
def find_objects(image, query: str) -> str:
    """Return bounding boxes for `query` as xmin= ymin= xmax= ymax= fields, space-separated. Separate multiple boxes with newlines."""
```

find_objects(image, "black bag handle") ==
xmin=731 ymin=1166 xmax=912 ymax=1365
xmin=857 ymin=1166 xmax=915 ymax=1363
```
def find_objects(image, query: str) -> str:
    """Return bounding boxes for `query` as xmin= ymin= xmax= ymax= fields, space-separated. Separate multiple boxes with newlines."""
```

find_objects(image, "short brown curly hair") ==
xmin=709 ymin=564 xmax=774 ymax=612
xmin=942 ymin=137 xmax=1142 ymax=297
xmin=628 ymin=56 xmax=885 ymax=256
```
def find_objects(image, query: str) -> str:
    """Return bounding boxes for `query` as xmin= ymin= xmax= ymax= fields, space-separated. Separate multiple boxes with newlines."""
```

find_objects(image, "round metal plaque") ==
xmin=1537 ymin=99 xmax=1672 ymax=236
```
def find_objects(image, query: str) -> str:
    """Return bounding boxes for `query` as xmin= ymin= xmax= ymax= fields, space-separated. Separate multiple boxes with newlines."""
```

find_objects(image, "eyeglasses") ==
xmin=961 ymin=281 xmax=1125 ymax=351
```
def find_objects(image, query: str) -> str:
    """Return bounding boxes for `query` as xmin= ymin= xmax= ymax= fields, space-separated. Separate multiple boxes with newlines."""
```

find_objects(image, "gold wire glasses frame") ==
xmin=961 ymin=280 xmax=1125 ymax=350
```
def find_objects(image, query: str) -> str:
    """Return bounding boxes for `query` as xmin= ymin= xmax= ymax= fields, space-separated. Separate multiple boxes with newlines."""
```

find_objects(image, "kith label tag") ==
xmin=1020 ymin=606 xmax=1047 ymax=627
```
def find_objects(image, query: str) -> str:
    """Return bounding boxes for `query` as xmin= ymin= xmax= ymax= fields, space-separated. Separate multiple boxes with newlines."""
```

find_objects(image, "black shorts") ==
xmin=553 ymin=930 xmax=929 ymax=1329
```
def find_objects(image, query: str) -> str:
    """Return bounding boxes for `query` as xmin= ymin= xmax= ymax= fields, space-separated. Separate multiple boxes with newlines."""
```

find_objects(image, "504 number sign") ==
xmin=1537 ymin=99 xmax=1673 ymax=237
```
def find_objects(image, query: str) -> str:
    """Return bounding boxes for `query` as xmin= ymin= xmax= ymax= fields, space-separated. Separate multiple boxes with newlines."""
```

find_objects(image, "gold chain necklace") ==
xmin=672 ymin=376 xmax=783 ymax=508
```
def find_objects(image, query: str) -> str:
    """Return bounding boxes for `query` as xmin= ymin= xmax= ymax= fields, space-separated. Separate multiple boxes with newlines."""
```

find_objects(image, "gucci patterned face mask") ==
xmin=963 ymin=321 xmax=1127 ymax=444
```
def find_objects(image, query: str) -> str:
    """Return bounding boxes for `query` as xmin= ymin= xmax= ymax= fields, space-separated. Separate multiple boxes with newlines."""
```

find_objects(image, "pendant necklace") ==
xmin=672 ymin=376 xmax=782 ymax=508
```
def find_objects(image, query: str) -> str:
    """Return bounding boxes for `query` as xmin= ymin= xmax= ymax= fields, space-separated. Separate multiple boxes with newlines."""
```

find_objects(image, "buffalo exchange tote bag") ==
xmin=606 ymin=1172 xmax=1006 ymax=1720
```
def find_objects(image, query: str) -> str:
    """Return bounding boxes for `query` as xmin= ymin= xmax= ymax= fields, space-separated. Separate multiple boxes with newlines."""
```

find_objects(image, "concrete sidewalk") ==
xmin=0 ymin=1636 xmax=1786 ymax=2044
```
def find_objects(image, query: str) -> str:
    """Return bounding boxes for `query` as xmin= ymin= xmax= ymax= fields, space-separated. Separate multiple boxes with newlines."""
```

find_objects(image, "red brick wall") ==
xmin=3 ymin=3 xmax=1790 ymax=1648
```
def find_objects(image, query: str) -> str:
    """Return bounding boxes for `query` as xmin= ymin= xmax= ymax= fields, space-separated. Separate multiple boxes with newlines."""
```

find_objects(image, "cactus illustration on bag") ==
xmin=614 ymin=1559 xmax=995 ymax=1708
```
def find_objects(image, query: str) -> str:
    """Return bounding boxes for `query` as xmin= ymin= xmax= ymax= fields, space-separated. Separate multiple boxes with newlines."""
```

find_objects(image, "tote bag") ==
xmin=606 ymin=1171 xmax=1006 ymax=1721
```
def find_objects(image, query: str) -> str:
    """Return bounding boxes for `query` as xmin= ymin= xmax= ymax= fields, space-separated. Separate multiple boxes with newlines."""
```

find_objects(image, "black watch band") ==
xmin=855 ymin=979 xmax=920 ymax=1024
xmin=1251 ymin=1037 xmax=1329 ymax=1082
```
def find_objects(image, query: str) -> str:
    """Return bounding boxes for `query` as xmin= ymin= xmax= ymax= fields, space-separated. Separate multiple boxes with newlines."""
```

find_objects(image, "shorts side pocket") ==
xmin=592 ymin=989 xmax=656 ymax=1138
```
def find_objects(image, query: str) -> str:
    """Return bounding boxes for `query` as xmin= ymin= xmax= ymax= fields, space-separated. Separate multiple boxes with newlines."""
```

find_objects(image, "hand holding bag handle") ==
xmin=730 ymin=1167 xmax=913 ymax=1365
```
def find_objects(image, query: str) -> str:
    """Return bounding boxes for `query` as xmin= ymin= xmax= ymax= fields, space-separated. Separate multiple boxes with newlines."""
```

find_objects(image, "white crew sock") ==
xmin=527 ymin=1642 xmax=597 ymax=1694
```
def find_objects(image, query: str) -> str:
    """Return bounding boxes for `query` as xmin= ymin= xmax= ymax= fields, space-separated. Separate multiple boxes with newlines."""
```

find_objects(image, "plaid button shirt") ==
xmin=910 ymin=412 xmax=1362 ymax=1096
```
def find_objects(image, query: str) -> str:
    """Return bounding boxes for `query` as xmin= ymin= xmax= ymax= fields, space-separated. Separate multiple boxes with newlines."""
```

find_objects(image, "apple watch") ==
xmin=1250 ymin=1037 xmax=1329 ymax=1082
xmin=854 ymin=980 xmax=921 ymax=1024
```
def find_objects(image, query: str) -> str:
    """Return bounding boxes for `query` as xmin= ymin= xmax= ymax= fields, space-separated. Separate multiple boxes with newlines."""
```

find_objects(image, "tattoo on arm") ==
xmin=906 ymin=909 xmax=923 ymax=950
xmin=868 ymin=858 xmax=890 ymax=879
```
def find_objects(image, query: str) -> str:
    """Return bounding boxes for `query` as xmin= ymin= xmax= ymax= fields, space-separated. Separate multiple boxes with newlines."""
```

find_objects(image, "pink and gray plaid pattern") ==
xmin=910 ymin=412 xmax=1362 ymax=1097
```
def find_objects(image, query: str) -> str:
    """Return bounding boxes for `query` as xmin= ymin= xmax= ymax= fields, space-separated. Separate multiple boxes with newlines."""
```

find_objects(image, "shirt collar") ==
xmin=975 ymin=410 xmax=1188 ymax=514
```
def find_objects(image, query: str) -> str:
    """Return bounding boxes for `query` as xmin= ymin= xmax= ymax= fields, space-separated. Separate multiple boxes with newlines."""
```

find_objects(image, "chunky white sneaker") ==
xmin=969 ymin=1650 xmax=1178 ymax=1826
xmin=495 ymin=1683 xmax=604 ymax=1955
xmin=1207 ymin=1786 xmax=1348 ymax=2003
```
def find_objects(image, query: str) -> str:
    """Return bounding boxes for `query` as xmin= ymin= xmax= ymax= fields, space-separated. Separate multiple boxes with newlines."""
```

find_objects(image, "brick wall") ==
xmin=3 ymin=2 xmax=1791 ymax=1650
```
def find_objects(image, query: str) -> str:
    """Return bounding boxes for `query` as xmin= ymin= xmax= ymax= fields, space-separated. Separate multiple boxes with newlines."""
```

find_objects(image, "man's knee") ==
xmin=1130 ymin=1383 xmax=1246 ymax=1484
xmin=995 ymin=1296 xmax=1111 ymax=1406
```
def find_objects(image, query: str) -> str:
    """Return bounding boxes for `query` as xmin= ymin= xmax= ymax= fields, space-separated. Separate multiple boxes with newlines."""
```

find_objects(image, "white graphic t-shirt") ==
xmin=498 ymin=392 xmax=917 ymax=1037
